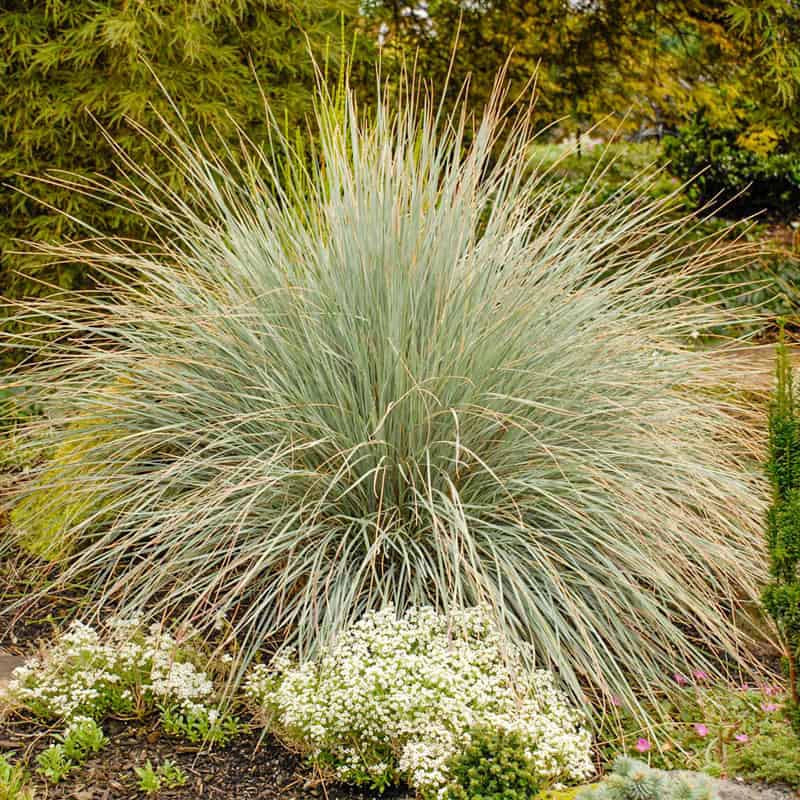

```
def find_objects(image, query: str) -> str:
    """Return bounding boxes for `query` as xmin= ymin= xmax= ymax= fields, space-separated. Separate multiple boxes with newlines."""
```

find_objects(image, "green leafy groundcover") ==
xmin=596 ymin=675 xmax=798 ymax=779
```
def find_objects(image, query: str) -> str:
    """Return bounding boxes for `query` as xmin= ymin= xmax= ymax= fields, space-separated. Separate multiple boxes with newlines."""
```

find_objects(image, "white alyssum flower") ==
xmin=245 ymin=606 xmax=593 ymax=797
xmin=7 ymin=618 xmax=219 ymax=728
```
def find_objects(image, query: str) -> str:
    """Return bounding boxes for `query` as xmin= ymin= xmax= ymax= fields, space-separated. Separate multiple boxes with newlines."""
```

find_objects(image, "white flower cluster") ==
xmin=245 ymin=606 xmax=594 ymax=797
xmin=6 ymin=617 xmax=218 ymax=725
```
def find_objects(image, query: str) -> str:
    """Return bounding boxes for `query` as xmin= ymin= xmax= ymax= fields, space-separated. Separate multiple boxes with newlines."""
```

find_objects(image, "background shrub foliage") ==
xmin=664 ymin=117 xmax=800 ymax=217
xmin=2 ymin=1 xmax=799 ymax=365
xmin=0 ymin=0 xmax=360 ymax=355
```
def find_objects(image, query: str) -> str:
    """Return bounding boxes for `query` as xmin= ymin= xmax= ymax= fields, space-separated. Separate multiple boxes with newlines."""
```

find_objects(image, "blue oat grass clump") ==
xmin=1 ymin=71 xmax=767 ymax=710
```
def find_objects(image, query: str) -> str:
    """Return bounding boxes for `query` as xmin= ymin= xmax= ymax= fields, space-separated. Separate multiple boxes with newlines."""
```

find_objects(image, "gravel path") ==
xmin=715 ymin=778 xmax=797 ymax=800
xmin=673 ymin=772 xmax=798 ymax=800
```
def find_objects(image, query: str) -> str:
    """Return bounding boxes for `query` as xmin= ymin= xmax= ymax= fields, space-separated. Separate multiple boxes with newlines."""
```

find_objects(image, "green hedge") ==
xmin=664 ymin=117 xmax=800 ymax=218
xmin=0 ymin=0 xmax=360 ymax=331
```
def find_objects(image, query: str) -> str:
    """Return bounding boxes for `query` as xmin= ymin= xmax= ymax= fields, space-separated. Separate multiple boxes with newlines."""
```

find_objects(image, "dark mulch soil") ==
xmin=0 ymin=549 xmax=80 ymax=652
xmin=0 ymin=715 xmax=409 ymax=800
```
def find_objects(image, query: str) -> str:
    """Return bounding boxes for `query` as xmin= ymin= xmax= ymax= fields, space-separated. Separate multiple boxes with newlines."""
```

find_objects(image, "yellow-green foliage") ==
xmin=729 ymin=730 xmax=800 ymax=788
xmin=0 ymin=752 xmax=34 ymax=800
xmin=10 ymin=424 xmax=105 ymax=561
xmin=542 ymin=786 xmax=592 ymax=800
xmin=8 ymin=380 xmax=131 ymax=560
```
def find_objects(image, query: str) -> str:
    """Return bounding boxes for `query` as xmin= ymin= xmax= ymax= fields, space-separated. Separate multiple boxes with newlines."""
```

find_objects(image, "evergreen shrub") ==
xmin=444 ymin=726 xmax=543 ymax=800
xmin=763 ymin=337 xmax=800 ymax=731
xmin=664 ymin=118 xmax=800 ymax=218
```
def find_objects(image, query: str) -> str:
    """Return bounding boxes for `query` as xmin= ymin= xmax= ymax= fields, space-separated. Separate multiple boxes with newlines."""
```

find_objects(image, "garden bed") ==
xmin=0 ymin=640 xmax=407 ymax=799
xmin=0 ymin=716 xmax=319 ymax=800
xmin=0 ymin=558 xmax=410 ymax=799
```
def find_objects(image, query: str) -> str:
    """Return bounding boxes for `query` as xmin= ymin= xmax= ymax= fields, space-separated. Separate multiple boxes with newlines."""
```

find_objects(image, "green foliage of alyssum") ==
xmin=0 ymin=753 xmax=33 ymax=800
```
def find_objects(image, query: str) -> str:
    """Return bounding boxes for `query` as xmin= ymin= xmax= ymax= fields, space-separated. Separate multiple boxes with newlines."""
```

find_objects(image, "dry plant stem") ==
xmin=788 ymin=644 xmax=799 ymax=707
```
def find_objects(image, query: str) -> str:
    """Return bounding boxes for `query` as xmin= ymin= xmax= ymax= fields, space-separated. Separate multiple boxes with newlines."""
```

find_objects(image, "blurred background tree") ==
xmin=356 ymin=0 xmax=800 ymax=335
xmin=0 ymin=0 xmax=366 ymax=359
xmin=2 ymin=0 xmax=799 ymax=369
xmin=359 ymin=1 xmax=800 ymax=140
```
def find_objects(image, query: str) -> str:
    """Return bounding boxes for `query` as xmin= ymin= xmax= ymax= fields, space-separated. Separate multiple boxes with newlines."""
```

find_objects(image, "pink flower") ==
xmin=673 ymin=673 xmax=689 ymax=686
xmin=692 ymin=670 xmax=709 ymax=682
xmin=694 ymin=723 xmax=709 ymax=737
xmin=611 ymin=695 xmax=623 ymax=707
xmin=734 ymin=734 xmax=749 ymax=743
xmin=761 ymin=702 xmax=779 ymax=713
xmin=635 ymin=738 xmax=651 ymax=753
xmin=762 ymin=685 xmax=781 ymax=696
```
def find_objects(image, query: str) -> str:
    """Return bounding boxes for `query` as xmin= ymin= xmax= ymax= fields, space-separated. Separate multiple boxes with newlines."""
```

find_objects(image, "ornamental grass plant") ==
xmin=0 ymin=71 xmax=769 ymax=713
